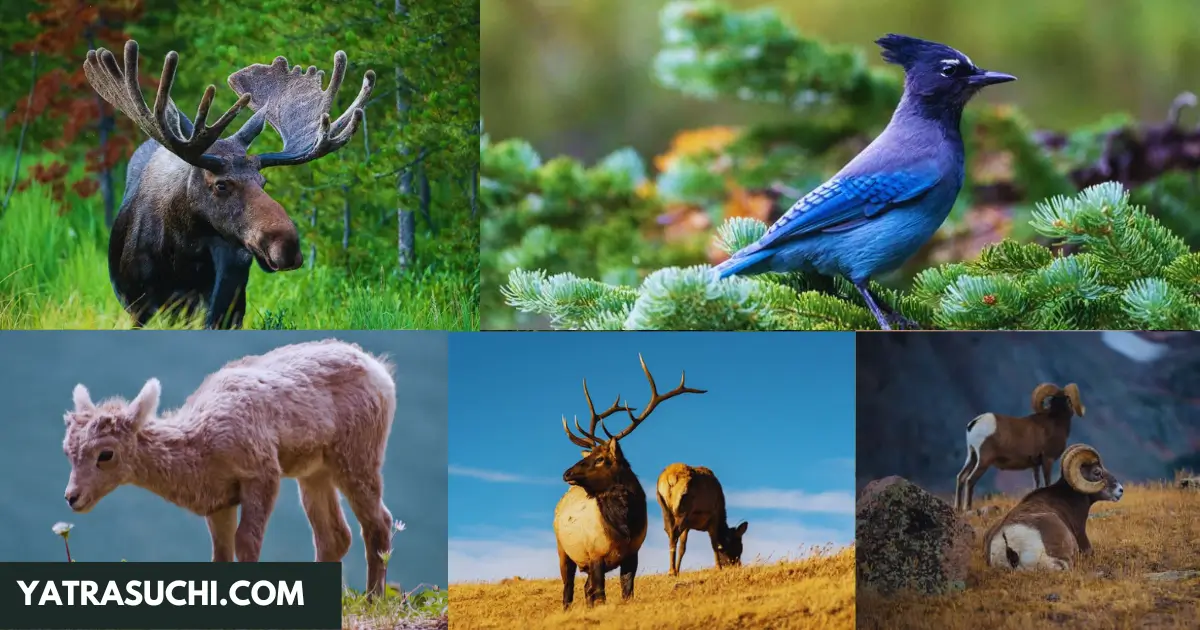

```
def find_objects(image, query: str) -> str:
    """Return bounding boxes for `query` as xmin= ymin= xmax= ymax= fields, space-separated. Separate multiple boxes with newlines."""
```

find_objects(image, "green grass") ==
xmin=343 ymin=585 xmax=448 ymax=630
xmin=0 ymin=150 xmax=478 ymax=330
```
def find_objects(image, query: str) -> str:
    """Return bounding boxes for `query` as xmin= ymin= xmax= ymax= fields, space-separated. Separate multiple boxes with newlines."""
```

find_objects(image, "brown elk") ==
xmin=554 ymin=355 xmax=705 ymax=610
xmin=656 ymin=463 xmax=748 ymax=575
xmin=82 ymin=41 xmax=374 ymax=328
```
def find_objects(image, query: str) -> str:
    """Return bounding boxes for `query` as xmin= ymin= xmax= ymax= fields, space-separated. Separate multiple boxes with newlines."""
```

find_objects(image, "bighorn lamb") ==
xmin=60 ymin=340 xmax=396 ymax=596
xmin=656 ymin=463 xmax=747 ymax=576
xmin=82 ymin=41 xmax=374 ymax=328
xmin=983 ymin=444 xmax=1122 ymax=570
xmin=955 ymin=382 xmax=1086 ymax=512
xmin=554 ymin=355 xmax=705 ymax=609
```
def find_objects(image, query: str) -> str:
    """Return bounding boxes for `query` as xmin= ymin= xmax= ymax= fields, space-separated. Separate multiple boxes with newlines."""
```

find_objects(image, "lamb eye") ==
xmin=940 ymin=64 xmax=959 ymax=77
xmin=97 ymin=450 xmax=114 ymax=464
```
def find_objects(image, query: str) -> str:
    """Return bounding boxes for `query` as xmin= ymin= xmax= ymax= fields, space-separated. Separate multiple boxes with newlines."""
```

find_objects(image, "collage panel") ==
xmin=0 ymin=0 xmax=478 ymax=331
xmin=855 ymin=331 xmax=1200 ymax=630
xmin=447 ymin=332 xmax=856 ymax=629
xmin=0 ymin=331 xmax=448 ymax=629
xmin=482 ymin=0 xmax=1200 ymax=334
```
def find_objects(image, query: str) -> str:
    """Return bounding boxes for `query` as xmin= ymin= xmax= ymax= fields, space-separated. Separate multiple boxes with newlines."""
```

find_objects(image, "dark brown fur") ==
xmin=657 ymin=463 xmax=747 ymax=575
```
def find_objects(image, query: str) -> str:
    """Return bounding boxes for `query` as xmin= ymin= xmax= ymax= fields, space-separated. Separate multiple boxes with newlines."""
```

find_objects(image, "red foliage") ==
xmin=8 ymin=0 xmax=146 ymax=211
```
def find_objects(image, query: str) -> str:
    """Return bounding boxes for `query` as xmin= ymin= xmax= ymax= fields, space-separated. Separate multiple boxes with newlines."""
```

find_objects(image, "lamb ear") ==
xmin=72 ymin=384 xmax=94 ymax=412
xmin=128 ymin=378 xmax=161 ymax=429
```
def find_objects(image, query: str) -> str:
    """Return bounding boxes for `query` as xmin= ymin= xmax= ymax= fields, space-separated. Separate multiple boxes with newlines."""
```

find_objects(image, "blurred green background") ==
xmin=483 ymin=0 xmax=1200 ymax=162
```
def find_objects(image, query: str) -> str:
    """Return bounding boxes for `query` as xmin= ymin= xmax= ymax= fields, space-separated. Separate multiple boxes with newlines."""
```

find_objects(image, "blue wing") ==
xmin=738 ymin=169 xmax=941 ymax=256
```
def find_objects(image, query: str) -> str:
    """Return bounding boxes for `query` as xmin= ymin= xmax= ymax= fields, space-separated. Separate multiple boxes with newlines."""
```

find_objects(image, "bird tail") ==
xmin=712 ymin=248 xmax=773 ymax=279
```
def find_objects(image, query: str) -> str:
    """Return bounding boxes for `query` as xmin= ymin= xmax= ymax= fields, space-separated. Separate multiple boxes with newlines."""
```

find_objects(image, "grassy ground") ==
xmin=0 ymin=151 xmax=478 ymax=330
xmin=858 ymin=480 xmax=1200 ymax=629
xmin=448 ymin=545 xmax=855 ymax=630
xmin=342 ymin=586 xmax=448 ymax=630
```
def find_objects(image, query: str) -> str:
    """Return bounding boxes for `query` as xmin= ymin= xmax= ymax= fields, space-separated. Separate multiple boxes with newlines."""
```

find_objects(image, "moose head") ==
xmin=82 ymin=41 xmax=375 ymax=273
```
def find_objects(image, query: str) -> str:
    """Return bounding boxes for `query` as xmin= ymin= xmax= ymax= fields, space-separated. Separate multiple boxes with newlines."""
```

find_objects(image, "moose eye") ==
xmin=940 ymin=64 xmax=959 ymax=78
xmin=97 ymin=450 xmax=114 ymax=464
xmin=214 ymin=181 xmax=229 ymax=193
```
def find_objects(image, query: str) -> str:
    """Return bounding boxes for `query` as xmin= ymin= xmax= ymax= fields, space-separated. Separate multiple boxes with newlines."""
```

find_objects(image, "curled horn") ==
xmin=1061 ymin=444 xmax=1105 ymax=494
xmin=1030 ymin=383 xmax=1061 ymax=413
xmin=1063 ymin=383 xmax=1086 ymax=416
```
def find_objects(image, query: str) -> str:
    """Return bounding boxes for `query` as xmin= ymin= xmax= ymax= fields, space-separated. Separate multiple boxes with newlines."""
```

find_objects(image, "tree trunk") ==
xmin=398 ymin=209 xmax=414 ymax=271
xmin=341 ymin=184 xmax=351 ymax=251
xmin=2 ymin=51 xmax=39 ymax=215
xmin=87 ymin=32 xmax=116 ymax=226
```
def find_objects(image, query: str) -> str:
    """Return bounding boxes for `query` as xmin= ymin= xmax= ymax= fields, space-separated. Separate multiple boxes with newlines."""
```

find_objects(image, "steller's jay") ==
xmin=712 ymin=34 xmax=1016 ymax=330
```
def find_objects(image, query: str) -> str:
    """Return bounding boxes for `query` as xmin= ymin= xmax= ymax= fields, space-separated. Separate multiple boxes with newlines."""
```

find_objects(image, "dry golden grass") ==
xmin=449 ymin=545 xmax=855 ymax=629
xmin=859 ymin=481 xmax=1200 ymax=629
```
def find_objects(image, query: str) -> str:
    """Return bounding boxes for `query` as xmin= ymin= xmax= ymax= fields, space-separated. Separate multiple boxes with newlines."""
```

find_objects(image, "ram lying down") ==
xmin=982 ymin=444 xmax=1123 ymax=570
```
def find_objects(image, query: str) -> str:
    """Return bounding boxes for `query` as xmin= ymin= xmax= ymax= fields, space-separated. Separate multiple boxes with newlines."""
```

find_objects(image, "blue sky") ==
xmin=448 ymin=332 xmax=855 ymax=583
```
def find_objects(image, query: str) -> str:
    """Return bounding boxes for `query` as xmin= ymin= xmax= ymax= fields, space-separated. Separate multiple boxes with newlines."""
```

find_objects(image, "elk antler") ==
xmin=227 ymin=50 xmax=375 ymax=168
xmin=83 ymin=41 xmax=249 ymax=173
xmin=562 ymin=381 xmax=633 ymax=450
xmin=601 ymin=354 xmax=707 ymax=442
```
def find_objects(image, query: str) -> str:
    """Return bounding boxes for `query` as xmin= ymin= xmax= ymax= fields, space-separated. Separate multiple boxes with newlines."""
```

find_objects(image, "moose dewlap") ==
xmin=59 ymin=339 xmax=397 ymax=597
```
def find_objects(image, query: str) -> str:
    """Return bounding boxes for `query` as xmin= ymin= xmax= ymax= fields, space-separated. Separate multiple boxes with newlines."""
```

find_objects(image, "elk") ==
xmin=82 ymin=41 xmax=374 ymax=328
xmin=60 ymin=340 xmax=396 ymax=597
xmin=983 ymin=444 xmax=1123 ymax=570
xmin=554 ymin=355 xmax=706 ymax=610
xmin=955 ymin=383 xmax=1086 ymax=512
xmin=656 ymin=463 xmax=747 ymax=575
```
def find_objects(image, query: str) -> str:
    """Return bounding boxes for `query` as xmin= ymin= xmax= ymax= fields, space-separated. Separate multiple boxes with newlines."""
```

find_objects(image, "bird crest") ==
xmin=876 ymin=34 xmax=968 ymax=71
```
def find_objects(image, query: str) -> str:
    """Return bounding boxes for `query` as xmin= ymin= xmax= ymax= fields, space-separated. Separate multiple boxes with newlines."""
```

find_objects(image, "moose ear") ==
xmin=736 ymin=521 xmax=749 ymax=535
xmin=128 ymin=378 xmax=161 ymax=429
xmin=72 ymin=384 xmax=94 ymax=412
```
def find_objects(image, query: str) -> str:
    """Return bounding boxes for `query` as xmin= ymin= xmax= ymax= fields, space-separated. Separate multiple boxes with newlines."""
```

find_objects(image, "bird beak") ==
xmin=970 ymin=70 xmax=1017 ymax=86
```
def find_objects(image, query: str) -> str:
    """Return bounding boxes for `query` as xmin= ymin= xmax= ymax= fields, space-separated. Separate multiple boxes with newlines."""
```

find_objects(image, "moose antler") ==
xmin=227 ymin=50 xmax=375 ymax=168
xmin=83 ymin=41 xmax=249 ymax=173
xmin=562 ymin=381 xmax=633 ymax=449
xmin=601 ymin=354 xmax=707 ymax=442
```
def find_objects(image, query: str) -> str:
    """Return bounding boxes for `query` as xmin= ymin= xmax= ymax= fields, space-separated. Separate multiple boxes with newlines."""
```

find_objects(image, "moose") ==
xmin=657 ymin=462 xmax=748 ymax=575
xmin=553 ymin=355 xmax=706 ymax=610
xmin=82 ymin=41 xmax=374 ymax=328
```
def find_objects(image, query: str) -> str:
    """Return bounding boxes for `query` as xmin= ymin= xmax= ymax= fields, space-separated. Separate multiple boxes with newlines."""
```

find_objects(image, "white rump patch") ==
xmin=988 ymin=523 xmax=1068 ymax=570
xmin=965 ymin=413 xmax=997 ymax=454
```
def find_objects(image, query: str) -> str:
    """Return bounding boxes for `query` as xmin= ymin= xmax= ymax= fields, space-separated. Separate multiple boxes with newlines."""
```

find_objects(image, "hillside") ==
xmin=858 ymin=481 xmax=1200 ymax=629
xmin=448 ymin=546 xmax=854 ymax=629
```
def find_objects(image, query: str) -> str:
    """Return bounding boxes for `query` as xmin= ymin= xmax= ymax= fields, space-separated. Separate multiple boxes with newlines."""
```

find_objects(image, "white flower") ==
xmin=393 ymin=520 xmax=407 ymax=533
xmin=377 ymin=550 xmax=392 ymax=565
xmin=52 ymin=522 xmax=74 ymax=537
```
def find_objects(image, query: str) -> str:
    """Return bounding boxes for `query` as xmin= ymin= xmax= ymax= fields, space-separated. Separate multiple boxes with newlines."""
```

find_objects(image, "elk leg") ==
xmin=235 ymin=476 xmax=281 ymax=562
xmin=558 ymin=545 xmax=576 ymax=611
xmin=585 ymin=560 xmax=607 ymax=606
xmin=206 ymin=506 xmax=237 ymax=562
xmin=298 ymin=471 xmax=352 ymax=562
xmin=677 ymin=529 xmax=690 ymax=571
xmin=619 ymin=553 xmax=638 ymax=600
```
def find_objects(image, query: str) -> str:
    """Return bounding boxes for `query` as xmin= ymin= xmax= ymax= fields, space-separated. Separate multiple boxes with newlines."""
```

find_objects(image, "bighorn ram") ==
xmin=554 ymin=355 xmax=705 ymax=609
xmin=983 ymin=444 xmax=1122 ymax=570
xmin=82 ymin=41 xmax=374 ymax=328
xmin=60 ymin=340 xmax=396 ymax=596
xmin=656 ymin=463 xmax=748 ymax=575
xmin=955 ymin=383 xmax=1086 ymax=512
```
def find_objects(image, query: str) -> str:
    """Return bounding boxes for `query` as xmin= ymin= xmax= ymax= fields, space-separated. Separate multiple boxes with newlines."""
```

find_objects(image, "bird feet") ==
xmin=885 ymin=311 xmax=921 ymax=330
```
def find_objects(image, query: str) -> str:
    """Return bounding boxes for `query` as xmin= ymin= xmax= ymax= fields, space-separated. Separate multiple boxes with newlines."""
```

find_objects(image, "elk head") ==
xmin=714 ymin=521 xmax=749 ymax=567
xmin=561 ymin=354 xmax=707 ymax=495
xmin=83 ymin=41 xmax=375 ymax=272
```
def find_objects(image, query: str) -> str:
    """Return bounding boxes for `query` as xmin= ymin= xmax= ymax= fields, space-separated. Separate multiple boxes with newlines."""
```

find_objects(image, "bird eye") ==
xmin=97 ymin=450 xmax=114 ymax=464
xmin=940 ymin=64 xmax=959 ymax=78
